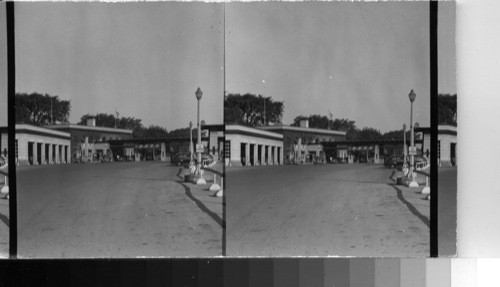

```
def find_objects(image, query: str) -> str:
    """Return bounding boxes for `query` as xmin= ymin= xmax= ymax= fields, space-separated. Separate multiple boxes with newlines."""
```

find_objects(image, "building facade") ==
xmin=258 ymin=119 xmax=346 ymax=164
xmin=14 ymin=124 xmax=71 ymax=166
xmin=416 ymin=125 xmax=457 ymax=166
xmin=46 ymin=118 xmax=133 ymax=163
xmin=225 ymin=125 xmax=283 ymax=167
xmin=0 ymin=127 xmax=8 ymax=165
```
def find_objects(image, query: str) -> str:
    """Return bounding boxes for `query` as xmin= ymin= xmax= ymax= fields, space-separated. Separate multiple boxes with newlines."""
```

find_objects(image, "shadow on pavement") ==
xmin=387 ymin=183 xmax=429 ymax=228
xmin=387 ymin=171 xmax=430 ymax=228
xmin=0 ymin=209 xmax=8 ymax=228
xmin=175 ymin=167 xmax=225 ymax=229
xmin=174 ymin=180 xmax=224 ymax=229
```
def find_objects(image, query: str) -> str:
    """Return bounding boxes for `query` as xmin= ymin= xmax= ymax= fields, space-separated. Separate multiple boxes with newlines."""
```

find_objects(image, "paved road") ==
xmin=227 ymin=164 xmax=429 ymax=257
xmin=17 ymin=162 xmax=222 ymax=258
xmin=0 ymin=192 xmax=7 ymax=258
xmin=438 ymin=166 xmax=457 ymax=256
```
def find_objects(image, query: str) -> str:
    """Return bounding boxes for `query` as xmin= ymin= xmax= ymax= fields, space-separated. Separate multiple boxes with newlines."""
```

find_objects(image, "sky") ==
xmin=226 ymin=2 xmax=456 ymax=133
xmin=15 ymin=3 xmax=224 ymax=131
xmin=12 ymin=2 xmax=455 ymax=133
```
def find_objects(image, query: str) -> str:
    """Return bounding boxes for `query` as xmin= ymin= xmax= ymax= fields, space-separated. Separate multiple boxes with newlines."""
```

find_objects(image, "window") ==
xmin=224 ymin=140 xmax=231 ymax=159
xmin=437 ymin=140 xmax=441 ymax=160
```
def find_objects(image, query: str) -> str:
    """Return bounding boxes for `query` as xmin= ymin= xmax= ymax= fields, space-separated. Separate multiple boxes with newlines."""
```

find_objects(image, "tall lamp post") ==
xmin=408 ymin=89 xmax=418 ymax=187
xmin=195 ymin=87 xmax=206 ymax=184
xmin=189 ymin=121 xmax=193 ymax=163
xmin=403 ymin=123 xmax=407 ymax=170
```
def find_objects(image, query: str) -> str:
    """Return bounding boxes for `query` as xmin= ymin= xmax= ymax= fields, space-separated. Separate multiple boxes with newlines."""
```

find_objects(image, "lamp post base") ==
xmin=0 ymin=185 xmax=8 ymax=196
xmin=213 ymin=189 xmax=223 ymax=197
xmin=408 ymin=180 xmax=419 ymax=188
xmin=209 ymin=183 xmax=221 ymax=192
xmin=401 ymin=177 xmax=419 ymax=188
xmin=421 ymin=186 xmax=430 ymax=194
xmin=195 ymin=177 xmax=207 ymax=185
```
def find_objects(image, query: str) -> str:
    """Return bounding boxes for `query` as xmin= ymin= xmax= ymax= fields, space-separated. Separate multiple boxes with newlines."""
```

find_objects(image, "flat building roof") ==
xmin=46 ymin=123 xmax=133 ymax=134
xmin=257 ymin=125 xmax=346 ymax=137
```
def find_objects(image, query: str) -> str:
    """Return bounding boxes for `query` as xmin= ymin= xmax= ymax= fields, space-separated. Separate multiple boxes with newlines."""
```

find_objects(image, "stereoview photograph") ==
xmin=14 ymin=2 xmax=224 ymax=258
xmin=225 ymin=1 xmax=454 ymax=257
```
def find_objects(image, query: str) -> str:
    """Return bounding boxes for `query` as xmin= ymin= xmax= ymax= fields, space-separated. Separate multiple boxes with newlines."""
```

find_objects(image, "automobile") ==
xmin=384 ymin=155 xmax=399 ymax=168
xmin=171 ymin=153 xmax=192 ymax=166
xmin=413 ymin=155 xmax=429 ymax=169
xmin=395 ymin=155 xmax=428 ymax=170
xmin=100 ymin=155 xmax=113 ymax=163
xmin=172 ymin=152 xmax=215 ymax=167
xmin=196 ymin=153 xmax=215 ymax=167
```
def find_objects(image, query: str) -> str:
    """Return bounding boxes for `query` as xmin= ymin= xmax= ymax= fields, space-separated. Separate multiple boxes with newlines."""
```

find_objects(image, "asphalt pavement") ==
xmin=17 ymin=162 xmax=222 ymax=258
xmin=226 ymin=164 xmax=430 ymax=257
xmin=0 ymin=188 xmax=7 ymax=258
xmin=438 ymin=166 xmax=457 ymax=256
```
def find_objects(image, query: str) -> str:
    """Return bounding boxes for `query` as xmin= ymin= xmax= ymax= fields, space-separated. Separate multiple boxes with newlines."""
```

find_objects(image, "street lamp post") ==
xmin=408 ymin=89 xmax=418 ymax=187
xmin=189 ymin=121 xmax=193 ymax=165
xmin=403 ymin=123 xmax=407 ymax=171
xmin=195 ymin=87 xmax=206 ymax=184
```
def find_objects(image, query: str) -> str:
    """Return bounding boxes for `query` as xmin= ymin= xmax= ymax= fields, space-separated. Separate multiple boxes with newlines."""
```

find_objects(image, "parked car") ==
xmin=413 ymin=155 xmax=428 ymax=169
xmin=100 ymin=156 xmax=113 ymax=163
xmin=171 ymin=153 xmax=192 ymax=166
xmin=171 ymin=152 xmax=215 ymax=167
xmin=196 ymin=153 xmax=215 ymax=166
xmin=395 ymin=155 xmax=427 ymax=170
xmin=384 ymin=155 xmax=399 ymax=168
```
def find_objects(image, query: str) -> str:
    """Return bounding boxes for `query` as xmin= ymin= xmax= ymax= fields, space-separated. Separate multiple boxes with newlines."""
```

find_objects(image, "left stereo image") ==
xmin=0 ymin=2 xmax=9 ymax=259
xmin=10 ymin=2 xmax=225 ymax=258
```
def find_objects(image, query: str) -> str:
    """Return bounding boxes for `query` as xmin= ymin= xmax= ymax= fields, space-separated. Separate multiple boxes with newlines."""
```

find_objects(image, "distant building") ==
xmin=0 ymin=126 xmax=9 ymax=163
xmin=46 ymin=117 xmax=133 ymax=162
xmin=106 ymin=124 xmax=224 ymax=163
xmin=0 ymin=93 xmax=7 ymax=164
xmin=321 ymin=139 xmax=410 ymax=164
xmin=225 ymin=125 xmax=283 ymax=166
xmin=258 ymin=119 xmax=346 ymax=164
xmin=416 ymin=125 xmax=457 ymax=166
xmin=5 ymin=124 xmax=71 ymax=166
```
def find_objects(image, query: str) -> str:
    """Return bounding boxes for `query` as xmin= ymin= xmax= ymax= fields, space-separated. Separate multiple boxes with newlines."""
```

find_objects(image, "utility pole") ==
xmin=263 ymin=97 xmax=266 ymax=126
xmin=115 ymin=108 xmax=119 ymax=128
xmin=50 ymin=97 xmax=53 ymax=124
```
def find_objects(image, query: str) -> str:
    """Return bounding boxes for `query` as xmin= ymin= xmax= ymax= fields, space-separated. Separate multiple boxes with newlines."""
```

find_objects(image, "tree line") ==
xmin=14 ymin=92 xmax=181 ymax=139
xmin=225 ymin=93 xmax=457 ymax=140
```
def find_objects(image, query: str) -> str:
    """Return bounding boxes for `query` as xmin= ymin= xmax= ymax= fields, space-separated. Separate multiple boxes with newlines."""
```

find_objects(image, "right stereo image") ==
xmin=224 ymin=1 xmax=456 ymax=257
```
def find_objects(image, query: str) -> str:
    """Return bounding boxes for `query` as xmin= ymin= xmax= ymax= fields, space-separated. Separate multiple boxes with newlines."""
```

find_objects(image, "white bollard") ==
xmin=209 ymin=173 xmax=221 ymax=192
xmin=1 ymin=175 xmax=8 ymax=198
xmin=214 ymin=177 xmax=223 ymax=197
xmin=421 ymin=176 xmax=430 ymax=194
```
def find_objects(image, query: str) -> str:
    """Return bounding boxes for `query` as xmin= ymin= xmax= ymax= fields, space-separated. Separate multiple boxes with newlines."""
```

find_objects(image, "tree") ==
xmin=79 ymin=113 xmax=143 ymax=131
xmin=291 ymin=114 xmax=360 ymax=140
xmin=331 ymin=118 xmax=357 ymax=134
xmin=79 ymin=113 xmax=146 ymax=138
xmin=382 ymin=129 xmax=406 ymax=141
xmin=224 ymin=93 xmax=284 ymax=127
xmin=291 ymin=114 xmax=358 ymax=133
xmin=167 ymin=127 xmax=191 ymax=138
xmin=15 ymin=92 xmax=71 ymax=125
xmin=356 ymin=127 xmax=382 ymax=140
xmin=438 ymin=94 xmax=457 ymax=126
xmin=292 ymin=114 xmax=330 ymax=129
xmin=140 ymin=125 xmax=169 ymax=139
